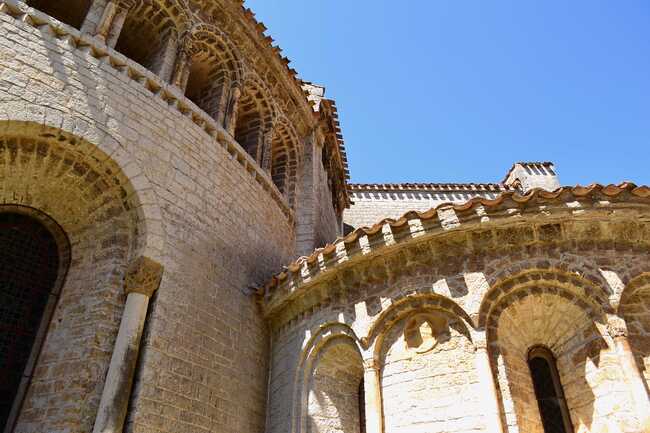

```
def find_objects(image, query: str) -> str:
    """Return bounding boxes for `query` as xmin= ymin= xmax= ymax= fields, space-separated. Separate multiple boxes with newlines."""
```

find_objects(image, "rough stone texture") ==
xmin=307 ymin=338 xmax=363 ymax=433
xmin=380 ymin=313 xmax=484 ymax=433
xmin=343 ymin=186 xmax=505 ymax=229
xmin=0 ymin=1 xmax=345 ymax=432
xmin=265 ymin=190 xmax=650 ymax=433
xmin=2 ymin=2 xmax=650 ymax=433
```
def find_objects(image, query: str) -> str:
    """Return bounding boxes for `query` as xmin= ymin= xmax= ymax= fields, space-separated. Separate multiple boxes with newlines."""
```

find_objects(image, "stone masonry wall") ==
xmin=380 ymin=313 xmax=484 ymax=433
xmin=266 ymin=211 xmax=650 ymax=433
xmin=0 ymin=8 xmax=294 ymax=433
xmin=343 ymin=188 xmax=503 ymax=229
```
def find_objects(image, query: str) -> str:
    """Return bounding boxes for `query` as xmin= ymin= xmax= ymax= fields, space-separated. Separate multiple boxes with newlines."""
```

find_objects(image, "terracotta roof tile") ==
xmin=264 ymin=182 xmax=649 ymax=295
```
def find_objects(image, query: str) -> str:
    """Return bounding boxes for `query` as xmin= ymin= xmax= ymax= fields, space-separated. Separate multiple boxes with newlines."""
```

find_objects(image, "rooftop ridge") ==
xmin=349 ymin=182 xmax=512 ymax=191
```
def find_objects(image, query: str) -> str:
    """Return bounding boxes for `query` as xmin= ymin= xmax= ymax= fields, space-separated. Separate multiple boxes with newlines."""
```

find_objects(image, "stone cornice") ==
xmin=261 ymin=183 xmax=650 ymax=328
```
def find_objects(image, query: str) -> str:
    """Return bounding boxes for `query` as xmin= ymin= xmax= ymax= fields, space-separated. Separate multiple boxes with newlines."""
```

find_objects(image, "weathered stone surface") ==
xmin=2 ymin=2 xmax=650 ymax=433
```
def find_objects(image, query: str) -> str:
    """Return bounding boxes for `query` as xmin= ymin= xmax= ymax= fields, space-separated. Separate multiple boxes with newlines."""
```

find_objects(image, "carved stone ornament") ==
xmin=404 ymin=314 xmax=449 ymax=354
xmin=124 ymin=256 xmax=164 ymax=298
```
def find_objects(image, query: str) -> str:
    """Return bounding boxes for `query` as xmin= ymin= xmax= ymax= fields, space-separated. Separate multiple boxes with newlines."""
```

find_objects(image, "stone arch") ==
xmin=619 ymin=272 xmax=650 ymax=391
xmin=0 ymin=206 xmax=71 ymax=432
xmin=269 ymin=118 xmax=300 ymax=207
xmin=25 ymin=0 xmax=92 ymax=29
xmin=484 ymin=275 xmax=635 ymax=433
xmin=371 ymin=295 xmax=480 ymax=433
xmin=292 ymin=322 xmax=363 ymax=433
xmin=0 ymin=120 xmax=159 ymax=432
xmin=233 ymin=73 xmax=276 ymax=162
xmin=115 ymin=0 xmax=189 ymax=80
xmin=478 ymin=268 xmax=612 ymax=329
xmin=365 ymin=293 xmax=474 ymax=352
xmin=184 ymin=23 xmax=244 ymax=125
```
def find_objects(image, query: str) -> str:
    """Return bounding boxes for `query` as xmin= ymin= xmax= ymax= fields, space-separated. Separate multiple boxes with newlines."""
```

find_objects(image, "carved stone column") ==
xmin=225 ymin=85 xmax=242 ymax=135
xmin=260 ymin=130 xmax=274 ymax=171
xmin=608 ymin=316 xmax=650 ymax=432
xmin=473 ymin=331 xmax=505 ymax=433
xmin=94 ymin=0 xmax=134 ymax=47
xmin=171 ymin=35 xmax=195 ymax=92
xmin=362 ymin=358 xmax=383 ymax=433
xmin=155 ymin=32 xmax=179 ymax=83
xmin=93 ymin=257 xmax=163 ymax=433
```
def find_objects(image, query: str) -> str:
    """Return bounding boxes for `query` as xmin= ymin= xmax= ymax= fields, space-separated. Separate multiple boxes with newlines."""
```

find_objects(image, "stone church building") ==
xmin=0 ymin=1 xmax=649 ymax=433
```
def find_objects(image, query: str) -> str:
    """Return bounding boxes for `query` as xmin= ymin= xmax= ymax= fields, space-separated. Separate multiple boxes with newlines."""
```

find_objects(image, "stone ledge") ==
xmin=263 ymin=183 xmax=650 ymax=328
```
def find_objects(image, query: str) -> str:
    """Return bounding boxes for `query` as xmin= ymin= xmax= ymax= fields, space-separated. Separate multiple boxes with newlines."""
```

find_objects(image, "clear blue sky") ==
xmin=245 ymin=1 xmax=650 ymax=186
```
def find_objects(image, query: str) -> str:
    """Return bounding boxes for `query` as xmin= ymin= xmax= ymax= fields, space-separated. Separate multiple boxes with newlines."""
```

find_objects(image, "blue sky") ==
xmin=245 ymin=1 xmax=650 ymax=186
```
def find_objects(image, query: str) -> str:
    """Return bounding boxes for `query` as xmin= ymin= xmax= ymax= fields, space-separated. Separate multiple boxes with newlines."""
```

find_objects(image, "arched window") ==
xmin=0 ymin=212 xmax=68 ymax=432
xmin=26 ymin=0 xmax=92 ymax=29
xmin=528 ymin=346 xmax=574 ymax=433
xmin=114 ymin=3 xmax=178 ymax=78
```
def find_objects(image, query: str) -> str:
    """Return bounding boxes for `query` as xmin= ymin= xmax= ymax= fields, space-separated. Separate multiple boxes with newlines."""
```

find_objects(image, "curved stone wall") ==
xmin=0 ymin=2 xmax=298 ymax=431
xmin=264 ymin=186 xmax=650 ymax=433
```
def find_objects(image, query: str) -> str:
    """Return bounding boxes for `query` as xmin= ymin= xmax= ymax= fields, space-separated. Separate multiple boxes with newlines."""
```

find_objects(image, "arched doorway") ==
xmin=0 ymin=210 xmax=69 ymax=432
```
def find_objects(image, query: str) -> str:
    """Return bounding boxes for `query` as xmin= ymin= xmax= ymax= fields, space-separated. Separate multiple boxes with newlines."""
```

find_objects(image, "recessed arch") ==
xmin=292 ymin=322 xmax=363 ymax=433
xmin=486 ymin=283 xmax=633 ymax=433
xmin=0 ymin=206 xmax=70 ymax=432
xmin=184 ymin=23 xmax=243 ymax=125
xmin=375 ymin=302 xmax=478 ymax=432
xmin=114 ymin=0 xmax=188 ymax=79
xmin=478 ymin=268 xmax=612 ymax=329
xmin=364 ymin=293 xmax=474 ymax=353
xmin=0 ymin=120 xmax=156 ymax=432
xmin=234 ymin=74 xmax=275 ymax=162
xmin=269 ymin=119 xmax=300 ymax=206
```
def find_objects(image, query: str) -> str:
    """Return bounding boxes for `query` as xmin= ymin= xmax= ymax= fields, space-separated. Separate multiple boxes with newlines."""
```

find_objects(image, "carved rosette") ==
xmin=124 ymin=256 xmax=164 ymax=298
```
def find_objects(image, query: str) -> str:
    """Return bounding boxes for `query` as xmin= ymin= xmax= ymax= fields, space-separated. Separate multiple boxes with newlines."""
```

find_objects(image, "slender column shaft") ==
xmin=105 ymin=4 xmax=130 ymax=48
xmin=474 ymin=335 xmax=505 ymax=432
xmin=94 ymin=0 xmax=118 ymax=42
xmin=93 ymin=292 xmax=149 ymax=433
xmin=93 ymin=257 xmax=163 ymax=433
xmin=363 ymin=359 xmax=383 ymax=433
xmin=609 ymin=321 xmax=650 ymax=433
xmin=225 ymin=86 xmax=242 ymax=136
xmin=171 ymin=49 xmax=191 ymax=92
xmin=156 ymin=33 xmax=179 ymax=83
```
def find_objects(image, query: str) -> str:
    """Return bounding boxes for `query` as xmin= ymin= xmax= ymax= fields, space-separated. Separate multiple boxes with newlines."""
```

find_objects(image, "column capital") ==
xmin=607 ymin=315 xmax=628 ymax=339
xmin=124 ymin=256 xmax=163 ymax=298
xmin=471 ymin=328 xmax=489 ymax=352
xmin=363 ymin=358 xmax=380 ymax=371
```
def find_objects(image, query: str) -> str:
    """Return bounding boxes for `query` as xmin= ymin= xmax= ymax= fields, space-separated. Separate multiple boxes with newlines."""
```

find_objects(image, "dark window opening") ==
xmin=26 ymin=0 xmax=92 ymax=29
xmin=528 ymin=346 xmax=574 ymax=433
xmin=358 ymin=379 xmax=366 ymax=433
xmin=114 ymin=8 xmax=174 ymax=75
xmin=0 ymin=213 xmax=61 ymax=431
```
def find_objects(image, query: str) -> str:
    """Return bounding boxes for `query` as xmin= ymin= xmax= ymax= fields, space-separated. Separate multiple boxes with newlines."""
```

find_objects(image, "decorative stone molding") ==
xmin=607 ymin=315 xmax=629 ymax=339
xmin=262 ymin=183 xmax=650 ymax=331
xmin=124 ymin=256 xmax=163 ymax=298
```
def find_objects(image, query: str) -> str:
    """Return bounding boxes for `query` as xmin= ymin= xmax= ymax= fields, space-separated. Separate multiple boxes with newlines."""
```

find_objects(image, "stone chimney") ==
xmin=503 ymin=162 xmax=560 ymax=193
